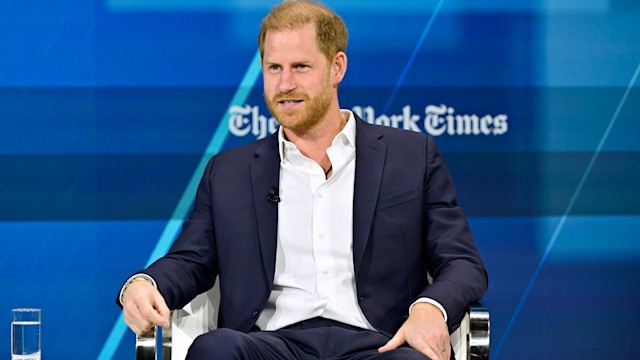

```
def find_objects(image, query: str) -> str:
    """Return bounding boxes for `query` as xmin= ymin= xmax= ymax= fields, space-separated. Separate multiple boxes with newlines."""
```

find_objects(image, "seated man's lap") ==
xmin=186 ymin=326 xmax=430 ymax=360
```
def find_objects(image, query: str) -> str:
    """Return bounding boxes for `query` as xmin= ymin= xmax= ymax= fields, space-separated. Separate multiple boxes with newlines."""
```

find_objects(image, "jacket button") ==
xmin=252 ymin=311 xmax=259 ymax=318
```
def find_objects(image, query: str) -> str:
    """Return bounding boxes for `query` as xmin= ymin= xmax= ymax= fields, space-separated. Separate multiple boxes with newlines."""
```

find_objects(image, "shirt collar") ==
xmin=278 ymin=110 xmax=356 ymax=162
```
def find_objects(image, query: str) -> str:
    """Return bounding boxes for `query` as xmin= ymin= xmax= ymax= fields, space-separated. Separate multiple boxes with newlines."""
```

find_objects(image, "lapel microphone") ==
xmin=267 ymin=186 xmax=281 ymax=203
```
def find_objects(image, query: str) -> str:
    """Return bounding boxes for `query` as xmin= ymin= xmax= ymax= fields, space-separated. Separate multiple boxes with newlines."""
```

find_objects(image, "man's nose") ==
xmin=278 ymin=69 xmax=296 ymax=93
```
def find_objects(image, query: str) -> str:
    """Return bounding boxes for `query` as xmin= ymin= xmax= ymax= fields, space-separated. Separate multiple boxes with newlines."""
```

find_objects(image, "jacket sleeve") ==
xmin=119 ymin=156 xmax=220 ymax=310
xmin=419 ymin=136 xmax=488 ymax=328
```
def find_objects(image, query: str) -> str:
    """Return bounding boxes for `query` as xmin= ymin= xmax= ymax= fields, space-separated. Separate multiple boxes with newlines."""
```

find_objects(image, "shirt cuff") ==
xmin=409 ymin=297 xmax=448 ymax=322
xmin=118 ymin=273 xmax=157 ymax=305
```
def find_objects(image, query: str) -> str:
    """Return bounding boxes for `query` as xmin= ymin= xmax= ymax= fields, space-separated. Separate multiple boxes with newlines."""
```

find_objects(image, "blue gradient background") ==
xmin=1 ymin=0 xmax=638 ymax=358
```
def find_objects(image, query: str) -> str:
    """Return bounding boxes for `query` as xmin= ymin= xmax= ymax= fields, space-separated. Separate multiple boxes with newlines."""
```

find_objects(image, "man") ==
xmin=118 ymin=1 xmax=487 ymax=359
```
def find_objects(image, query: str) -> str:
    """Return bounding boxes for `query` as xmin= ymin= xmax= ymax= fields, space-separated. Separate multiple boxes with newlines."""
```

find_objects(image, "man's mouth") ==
xmin=279 ymin=99 xmax=303 ymax=105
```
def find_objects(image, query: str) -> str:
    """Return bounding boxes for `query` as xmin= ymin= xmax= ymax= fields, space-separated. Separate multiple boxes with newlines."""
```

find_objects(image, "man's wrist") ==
xmin=409 ymin=298 xmax=448 ymax=322
xmin=119 ymin=273 xmax=157 ymax=305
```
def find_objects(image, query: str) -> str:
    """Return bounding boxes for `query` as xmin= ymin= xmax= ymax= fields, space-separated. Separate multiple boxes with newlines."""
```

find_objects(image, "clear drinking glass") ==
xmin=11 ymin=308 xmax=41 ymax=360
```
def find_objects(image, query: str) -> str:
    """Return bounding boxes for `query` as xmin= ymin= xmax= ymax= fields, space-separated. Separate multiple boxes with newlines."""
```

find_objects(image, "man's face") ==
xmin=262 ymin=23 xmax=335 ymax=133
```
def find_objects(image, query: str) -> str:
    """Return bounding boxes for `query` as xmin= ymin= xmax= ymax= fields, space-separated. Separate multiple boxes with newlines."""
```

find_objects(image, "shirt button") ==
xmin=318 ymin=233 xmax=326 ymax=240
xmin=317 ymin=192 xmax=324 ymax=199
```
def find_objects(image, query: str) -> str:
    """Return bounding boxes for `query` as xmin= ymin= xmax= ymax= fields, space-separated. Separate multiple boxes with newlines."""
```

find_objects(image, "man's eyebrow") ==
xmin=263 ymin=58 xmax=313 ymax=66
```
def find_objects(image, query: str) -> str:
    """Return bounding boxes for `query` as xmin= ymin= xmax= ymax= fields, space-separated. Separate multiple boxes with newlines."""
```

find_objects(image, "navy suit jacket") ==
xmin=135 ymin=116 xmax=487 ymax=336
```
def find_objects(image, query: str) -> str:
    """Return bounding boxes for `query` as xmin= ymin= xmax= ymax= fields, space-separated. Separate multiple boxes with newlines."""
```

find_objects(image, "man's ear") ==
xmin=331 ymin=51 xmax=347 ymax=85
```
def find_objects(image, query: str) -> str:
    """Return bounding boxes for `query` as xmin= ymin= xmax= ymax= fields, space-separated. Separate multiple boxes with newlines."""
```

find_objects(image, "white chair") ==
xmin=135 ymin=281 xmax=489 ymax=360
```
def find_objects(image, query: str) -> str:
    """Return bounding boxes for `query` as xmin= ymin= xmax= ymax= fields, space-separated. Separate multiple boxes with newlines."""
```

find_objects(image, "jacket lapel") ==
xmin=250 ymin=135 xmax=281 ymax=285
xmin=352 ymin=118 xmax=386 ymax=277
xmin=247 ymin=119 xmax=386 ymax=283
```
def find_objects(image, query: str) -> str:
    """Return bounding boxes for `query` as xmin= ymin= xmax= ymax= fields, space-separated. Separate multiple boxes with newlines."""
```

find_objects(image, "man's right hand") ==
xmin=122 ymin=280 xmax=171 ymax=335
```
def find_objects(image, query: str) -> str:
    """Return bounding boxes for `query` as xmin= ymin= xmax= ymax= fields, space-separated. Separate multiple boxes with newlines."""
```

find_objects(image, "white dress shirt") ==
xmin=256 ymin=111 xmax=375 ymax=331
xmin=255 ymin=110 xmax=448 ymax=331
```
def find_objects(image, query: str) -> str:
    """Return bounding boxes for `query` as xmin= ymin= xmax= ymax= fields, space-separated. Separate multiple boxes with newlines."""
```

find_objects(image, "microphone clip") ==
xmin=267 ymin=186 xmax=281 ymax=203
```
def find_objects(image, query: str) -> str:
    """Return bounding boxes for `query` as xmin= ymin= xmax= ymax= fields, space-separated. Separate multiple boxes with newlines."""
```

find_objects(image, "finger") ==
xmin=431 ymin=343 xmax=449 ymax=360
xmin=138 ymin=286 xmax=168 ymax=327
xmin=123 ymin=284 xmax=167 ymax=333
xmin=125 ymin=293 xmax=161 ymax=331
xmin=153 ymin=292 xmax=171 ymax=328
xmin=437 ymin=340 xmax=451 ymax=360
xmin=412 ymin=342 xmax=442 ymax=360
xmin=378 ymin=333 xmax=406 ymax=353
xmin=139 ymin=298 xmax=167 ymax=329
xmin=128 ymin=302 xmax=154 ymax=334
xmin=443 ymin=347 xmax=451 ymax=360
xmin=132 ymin=321 xmax=150 ymax=336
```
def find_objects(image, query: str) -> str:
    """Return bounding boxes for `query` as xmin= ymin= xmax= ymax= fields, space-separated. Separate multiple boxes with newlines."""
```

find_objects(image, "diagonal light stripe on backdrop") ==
xmin=492 ymin=61 xmax=640 ymax=359
xmin=381 ymin=0 xmax=445 ymax=115
xmin=97 ymin=50 xmax=262 ymax=360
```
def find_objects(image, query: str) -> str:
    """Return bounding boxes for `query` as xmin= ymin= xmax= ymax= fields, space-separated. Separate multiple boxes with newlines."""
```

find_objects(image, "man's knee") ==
xmin=186 ymin=328 xmax=248 ymax=360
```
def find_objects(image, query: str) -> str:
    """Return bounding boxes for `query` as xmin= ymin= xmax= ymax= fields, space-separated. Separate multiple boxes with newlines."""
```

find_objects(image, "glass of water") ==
xmin=11 ymin=308 xmax=41 ymax=360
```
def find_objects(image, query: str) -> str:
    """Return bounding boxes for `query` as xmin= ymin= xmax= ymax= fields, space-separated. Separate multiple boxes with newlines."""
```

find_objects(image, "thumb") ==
xmin=378 ymin=331 xmax=406 ymax=353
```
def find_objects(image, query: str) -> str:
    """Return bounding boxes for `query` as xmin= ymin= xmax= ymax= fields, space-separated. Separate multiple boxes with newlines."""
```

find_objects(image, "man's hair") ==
xmin=258 ymin=0 xmax=348 ymax=62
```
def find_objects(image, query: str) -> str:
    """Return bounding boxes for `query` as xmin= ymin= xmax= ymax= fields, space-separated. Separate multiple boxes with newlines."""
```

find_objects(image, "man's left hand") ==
xmin=378 ymin=302 xmax=450 ymax=360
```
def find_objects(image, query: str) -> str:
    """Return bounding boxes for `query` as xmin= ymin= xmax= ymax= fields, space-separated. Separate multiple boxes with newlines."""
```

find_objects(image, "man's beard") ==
xmin=265 ymin=80 xmax=333 ymax=133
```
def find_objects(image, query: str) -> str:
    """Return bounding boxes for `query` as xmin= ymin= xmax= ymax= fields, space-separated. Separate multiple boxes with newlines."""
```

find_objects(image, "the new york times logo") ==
xmin=228 ymin=104 xmax=508 ymax=139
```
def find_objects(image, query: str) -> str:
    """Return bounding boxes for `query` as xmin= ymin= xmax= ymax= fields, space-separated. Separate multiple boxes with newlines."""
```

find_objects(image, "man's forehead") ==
xmin=263 ymin=26 xmax=321 ymax=59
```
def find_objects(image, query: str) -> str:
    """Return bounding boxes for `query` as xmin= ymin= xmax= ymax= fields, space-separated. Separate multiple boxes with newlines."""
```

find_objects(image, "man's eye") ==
xmin=269 ymin=65 xmax=281 ymax=72
xmin=296 ymin=64 xmax=309 ymax=70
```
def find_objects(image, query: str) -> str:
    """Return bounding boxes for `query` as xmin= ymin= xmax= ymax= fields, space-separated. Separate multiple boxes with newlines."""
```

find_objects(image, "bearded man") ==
xmin=118 ymin=1 xmax=487 ymax=359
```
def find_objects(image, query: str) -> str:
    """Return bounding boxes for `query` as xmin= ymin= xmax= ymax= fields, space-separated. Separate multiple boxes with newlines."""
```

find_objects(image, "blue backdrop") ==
xmin=1 ymin=0 xmax=639 ymax=358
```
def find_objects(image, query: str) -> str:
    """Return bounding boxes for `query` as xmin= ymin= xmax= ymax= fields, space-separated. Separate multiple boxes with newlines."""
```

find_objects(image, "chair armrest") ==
xmin=135 ymin=328 xmax=157 ymax=360
xmin=135 ymin=283 xmax=219 ymax=360
xmin=451 ymin=302 xmax=490 ymax=360
xmin=468 ymin=302 xmax=490 ymax=359
xmin=135 ymin=325 xmax=172 ymax=360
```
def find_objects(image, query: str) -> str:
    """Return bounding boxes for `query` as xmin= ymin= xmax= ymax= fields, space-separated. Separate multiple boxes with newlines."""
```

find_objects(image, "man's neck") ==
xmin=283 ymin=109 xmax=347 ymax=166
